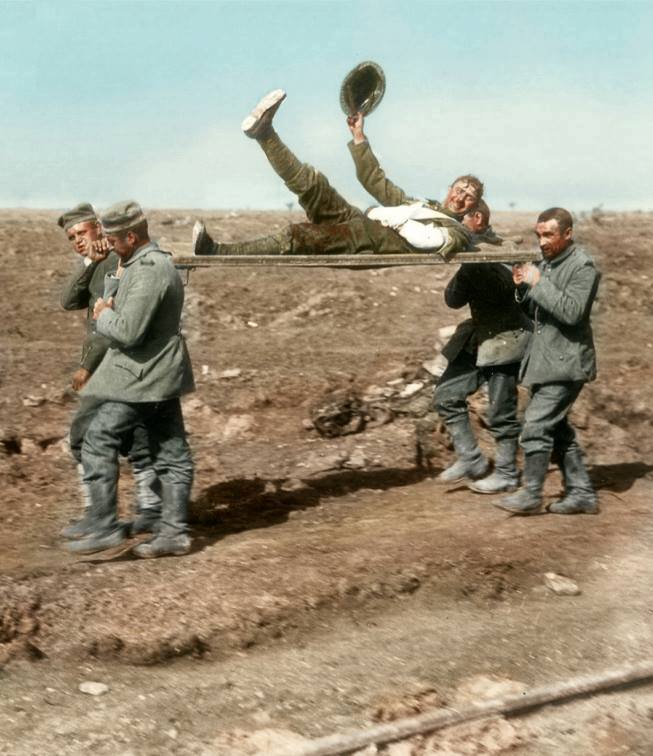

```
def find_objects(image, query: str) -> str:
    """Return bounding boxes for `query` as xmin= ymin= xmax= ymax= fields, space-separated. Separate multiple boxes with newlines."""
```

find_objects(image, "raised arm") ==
xmin=347 ymin=112 xmax=411 ymax=207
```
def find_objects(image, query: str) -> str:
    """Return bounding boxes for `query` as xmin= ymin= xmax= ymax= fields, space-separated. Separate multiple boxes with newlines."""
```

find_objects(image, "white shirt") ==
xmin=365 ymin=202 xmax=452 ymax=250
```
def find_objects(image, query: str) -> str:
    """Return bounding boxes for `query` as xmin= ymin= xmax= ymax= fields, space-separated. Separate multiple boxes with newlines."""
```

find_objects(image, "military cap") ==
xmin=340 ymin=60 xmax=386 ymax=116
xmin=100 ymin=200 xmax=146 ymax=233
xmin=57 ymin=202 xmax=98 ymax=231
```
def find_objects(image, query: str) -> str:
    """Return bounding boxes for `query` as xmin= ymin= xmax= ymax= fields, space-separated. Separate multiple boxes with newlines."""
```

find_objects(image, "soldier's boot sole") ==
xmin=436 ymin=456 xmax=489 ymax=484
xmin=242 ymin=89 xmax=287 ymax=139
xmin=192 ymin=221 xmax=215 ymax=256
xmin=493 ymin=490 xmax=544 ymax=515
xmin=133 ymin=535 xmax=191 ymax=559
xmin=65 ymin=527 xmax=127 ymax=555
xmin=468 ymin=473 xmax=519 ymax=495
xmin=548 ymin=497 xmax=599 ymax=515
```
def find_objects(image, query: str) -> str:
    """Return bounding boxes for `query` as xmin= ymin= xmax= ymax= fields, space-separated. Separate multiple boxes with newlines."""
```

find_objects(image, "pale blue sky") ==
xmin=1 ymin=0 xmax=650 ymax=211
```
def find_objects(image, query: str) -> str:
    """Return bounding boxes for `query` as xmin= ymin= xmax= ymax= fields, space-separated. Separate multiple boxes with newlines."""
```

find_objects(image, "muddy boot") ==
xmin=65 ymin=480 xmax=127 ymax=555
xmin=241 ymin=89 xmax=287 ymax=139
xmin=130 ymin=467 xmax=162 ymax=535
xmin=437 ymin=419 xmax=489 ymax=483
xmin=468 ymin=439 xmax=520 ymax=494
xmin=133 ymin=484 xmax=191 ymax=559
xmin=549 ymin=449 xmax=598 ymax=514
xmin=61 ymin=464 xmax=95 ymax=539
xmin=494 ymin=451 xmax=550 ymax=515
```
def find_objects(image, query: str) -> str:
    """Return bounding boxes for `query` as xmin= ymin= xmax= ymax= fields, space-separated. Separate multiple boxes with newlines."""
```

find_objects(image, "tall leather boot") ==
xmin=549 ymin=449 xmax=598 ymax=514
xmin=469 ymin=438 xmax=520 ymax=494
xmin=61 ymin=464 xmax=95 ymax=539
xmin=437 ymin=418 xmax=489 ymax=483
xmin=494 ymin=451 xmax=550 ymax=514
xmin=133 ymin=483 xmax=191 ymax=558
xmin=192 ymin=221 xmax=291 ymax=256
xmin=130 ymin=466 xmax=162 ymax=535
xmin=65 ymin=479 xmax=128 ymax=554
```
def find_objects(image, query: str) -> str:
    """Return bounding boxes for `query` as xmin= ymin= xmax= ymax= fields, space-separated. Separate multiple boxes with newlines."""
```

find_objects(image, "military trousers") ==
xmin=520 ymin=381 xmax=585 ymax=457
xmin=434 ymin=351 xmax=521 ymax=441
xmin=69 ymin=397 xmax=154 ymax=473
xmin=261 ymin=132 xmax=415 ymax=255
xmin=80 ymin=398 xmax=193 ymax=494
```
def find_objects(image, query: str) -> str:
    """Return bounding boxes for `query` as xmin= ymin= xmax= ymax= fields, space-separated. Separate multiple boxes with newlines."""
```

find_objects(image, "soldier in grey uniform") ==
xmin=434 ymin=200 xmax=533 ymax=491
xmin=192 ymin=90 xmax=481 ymax=259
xmin=58 ymin=204 xmax=162 ymax=540
xmin=495 ymin=207 xmax=600 ymax=515
xmin=66 ymin=201 xmax=195 ymax=556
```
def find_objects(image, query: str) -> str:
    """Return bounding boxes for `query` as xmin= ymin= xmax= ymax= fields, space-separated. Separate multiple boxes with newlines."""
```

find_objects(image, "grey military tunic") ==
xmin=82 ymin=241 xmax=195 ymax=403
xmin=61 ymin=253 xmax=119 ymax=372
xmin=517 ymin=243 xmax=600 ymax=386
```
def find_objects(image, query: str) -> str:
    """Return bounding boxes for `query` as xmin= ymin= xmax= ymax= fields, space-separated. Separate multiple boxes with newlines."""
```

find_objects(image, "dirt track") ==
xmin=1 ymin=210 xmax=652 ymax=754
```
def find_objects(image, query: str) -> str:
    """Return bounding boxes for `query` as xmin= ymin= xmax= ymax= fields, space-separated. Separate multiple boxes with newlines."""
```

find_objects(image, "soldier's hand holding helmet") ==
xmin=347 ymin=112 xmax=366 ymax=144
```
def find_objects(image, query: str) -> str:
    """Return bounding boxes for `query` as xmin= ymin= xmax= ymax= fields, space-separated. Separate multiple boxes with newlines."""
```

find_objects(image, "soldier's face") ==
xmin=67 ymin=221 xmax=101 ymax=256
xmin=444 ymin=181 xmax=479 ymax=214
xmin=535 ymin=219 xmax=573 ymax=260
xmin=463 ymin=210 xmax=486 ymax=234
xmin=104 ymin=231 xmax=136 ymax=261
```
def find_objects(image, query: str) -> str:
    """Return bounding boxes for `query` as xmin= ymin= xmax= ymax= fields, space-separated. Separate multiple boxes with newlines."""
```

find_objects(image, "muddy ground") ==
xmin=1 ymin=209 xmax=652 ymax=754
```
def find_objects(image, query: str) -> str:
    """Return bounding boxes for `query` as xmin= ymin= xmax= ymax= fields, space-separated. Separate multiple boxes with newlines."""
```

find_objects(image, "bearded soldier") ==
xmin=192 ymin=90 xmax=482 ymax=259
xmin=58 ymin=204 xmax=162 ymax=539
xmin=495 ymin=207 xmax=600 ymax=515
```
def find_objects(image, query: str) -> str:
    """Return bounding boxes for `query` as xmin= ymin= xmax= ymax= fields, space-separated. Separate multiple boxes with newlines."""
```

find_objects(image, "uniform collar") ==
xmin=543 ymin=242 xmax=575 ymax=267
xmin=123 ymin=240 xmax=159 ymax=267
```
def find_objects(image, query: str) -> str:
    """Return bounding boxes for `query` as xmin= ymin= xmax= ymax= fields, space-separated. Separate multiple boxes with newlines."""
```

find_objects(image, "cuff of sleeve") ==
xmin=528 ymin=276 xmax=557 ymax=307
xmin=348 ymin=139 xmax=369 ymax=154
xmin=96 ymin=307 xmax=114 ymax=336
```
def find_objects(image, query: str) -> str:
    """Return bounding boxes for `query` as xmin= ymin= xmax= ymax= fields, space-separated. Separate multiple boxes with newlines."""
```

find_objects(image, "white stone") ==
xmin=438 ymin=324 xmax=457 ymax=339
xmin=544 ymin=572 xmax=581 ymax=595
xmin=219 ymin=368 xmax=242 ymax=379
xmin=399 ymin=381 xmax=424 ymax=398
xmin=78 ymin=681 xmax=109 ymax=696
xmin=422 ymin=355 xmax=448 ymax=377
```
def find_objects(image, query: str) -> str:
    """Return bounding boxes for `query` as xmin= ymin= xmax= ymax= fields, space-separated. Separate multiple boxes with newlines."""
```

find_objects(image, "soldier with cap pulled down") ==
xmin=66 ymin=201 xmax=195 ymax=558
xmin=58 ymin=203 xmax=163 ymax=541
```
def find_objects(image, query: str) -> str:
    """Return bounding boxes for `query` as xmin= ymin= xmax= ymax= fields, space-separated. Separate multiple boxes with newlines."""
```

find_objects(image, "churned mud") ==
xmin=1 ymin=210 xmax=652 ymax=754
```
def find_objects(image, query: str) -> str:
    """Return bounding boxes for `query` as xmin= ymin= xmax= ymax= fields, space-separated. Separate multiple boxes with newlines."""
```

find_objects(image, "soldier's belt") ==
xmin=172 ymin=247 xmax=539 ymax=270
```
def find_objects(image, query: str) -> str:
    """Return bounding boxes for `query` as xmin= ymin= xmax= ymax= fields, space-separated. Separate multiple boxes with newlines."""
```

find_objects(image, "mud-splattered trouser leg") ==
xmin=258 ymin=131 xmax=359 ymax=225
xmin=481 ymin=362 xmax=521 ymax=442
xmin=520 ymin=381 xmax=584 ymax=456
xmin=435 ymin=354 xmax=520 ymax=441
xmin=256 ymin=130 xmax=402 ymax=255
xmin=81 ymin=399 xmax=193 ymax=534
xmin=434 ymin=351 xmax=482 ymax=425
xmin=70 ymin=396 xmax=153 ymax=469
